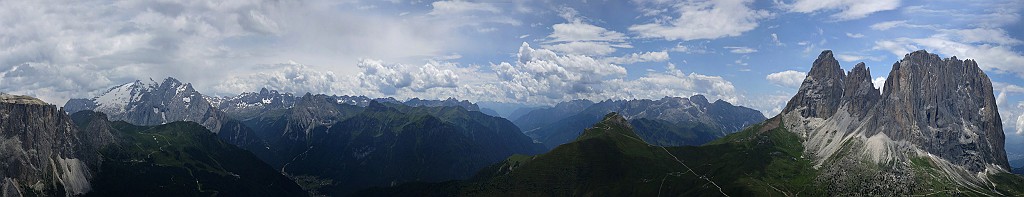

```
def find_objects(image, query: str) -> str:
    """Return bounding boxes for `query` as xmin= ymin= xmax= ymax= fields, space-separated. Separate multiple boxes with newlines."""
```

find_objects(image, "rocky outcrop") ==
xmin=1 ymin=95 xmax=94 ymax=196
xmin=780 ymin=50 xmax=1009 ymax=194
xmin=840 ymin=63 xmax=880 ymax=118
xmin=783 ymin=50 xmax=846 ymax=119
xmin=865 ymin=51 xmax=1007 ymax=171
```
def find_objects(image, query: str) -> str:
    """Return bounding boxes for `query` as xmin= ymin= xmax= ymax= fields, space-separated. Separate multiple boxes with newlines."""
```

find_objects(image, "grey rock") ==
xmin=1 ymin=96 xmax=94 ymax=196
xmin=783 ymin=50 xmax=846 ymax=119
xmin=781 ymin=50 xmax=1009 ymax=194
xmin=866 ymin=50 xmax=1007 ymax=171
xmin=841 ymin=62 xmax=881 ymax=119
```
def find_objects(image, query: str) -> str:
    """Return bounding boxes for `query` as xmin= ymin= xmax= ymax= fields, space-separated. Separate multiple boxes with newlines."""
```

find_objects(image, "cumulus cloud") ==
xmin=629 ymin=0 xmax=772 ymax=41
xmin=786 ymin=0 xmax=901 ymax=21
xmin=766 ymin=70 xmax=807 ymax=88
xmin=1017 ymin=113 xmax=1024 ymax=134
xmin=0 ymin=63 xmax=120 ymax=105
xmin=357 ymin=59 xmax=459 ymax=94
xmin=0 ymin=0 xmax=529 ymax=104
xmin=493 ymin=42 xmax=627 ymax=101
xmin=872 ymin=77 xmax=886 ymax=92
xmin=488 ymin=42 xmax=741 ymax=105
xmin=214 ymin=62 xmax=352 ymax=96
xmin=603 ymin=51 xmax=670 ymax=64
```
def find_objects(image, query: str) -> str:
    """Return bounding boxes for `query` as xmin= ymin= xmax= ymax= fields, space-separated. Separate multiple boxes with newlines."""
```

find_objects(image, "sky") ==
xmin=2 ymin=0 xmax=1024 ymax=141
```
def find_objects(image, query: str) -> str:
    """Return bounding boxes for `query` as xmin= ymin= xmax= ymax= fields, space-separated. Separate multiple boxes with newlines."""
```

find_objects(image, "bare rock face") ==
xmin=783 ymin=50 xmax=846 ymax=119
xmin=841 ymin=62 xmax=881 ymax=119
xmin=866 ymin=51 xmax=1007 ymax=171
xmin=780 ymin=50 xmax=1009 ymax=194
xmin=1 ymin=96 xmax=95 ymax=196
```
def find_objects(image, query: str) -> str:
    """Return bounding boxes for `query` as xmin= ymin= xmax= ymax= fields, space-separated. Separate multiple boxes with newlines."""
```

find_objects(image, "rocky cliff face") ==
xmin=0 ymin=94 xmax=98 ymax=196
xmin=781 ymin=50 xmax=1009 ymax=194
xmin=866 ymin=51 xmax=1007 ymax=171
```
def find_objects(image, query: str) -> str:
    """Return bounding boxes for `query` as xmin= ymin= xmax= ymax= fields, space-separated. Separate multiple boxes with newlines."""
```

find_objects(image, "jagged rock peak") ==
xmin=782 ymin=50 xmax=846 ymax=118
xmin=841 ymin=62 xmax=881 ymax=118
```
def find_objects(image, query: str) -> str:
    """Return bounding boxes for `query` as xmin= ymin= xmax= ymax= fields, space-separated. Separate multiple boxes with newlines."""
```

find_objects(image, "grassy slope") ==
xmin=86 ymin=121 xmax=306 ymax=197
xmin=359 ymin=114 xmax=1024 ymax=196
xmin=357 ymin=115 xmax=822 ymax=196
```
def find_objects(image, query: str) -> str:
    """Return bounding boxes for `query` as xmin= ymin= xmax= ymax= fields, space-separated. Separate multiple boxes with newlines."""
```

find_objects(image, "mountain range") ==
xmin=515 ymin=95 xmax=765 ymax=148
xmin=3 ymin=49 xmax=1022 ymax=196
xmin=0 ymin=93 xmax=305 ymax=196
xmin=58 ymin=80 xmax=551 ymax=196
xmin=361 ymin=50 xmax=1024 ymax=196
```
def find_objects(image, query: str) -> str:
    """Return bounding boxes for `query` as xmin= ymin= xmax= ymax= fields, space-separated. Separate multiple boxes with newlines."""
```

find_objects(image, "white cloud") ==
xmin=428 ymin=1 xmax=501 ymax=15
xmin=872 ymin=77 xmax=886 ymax=92
xmin=542 ymin=7 xmax=631 ymax=56
xmin=671 ymin=43 xmax=713 ymax=54
xmin=766 ymin=70 xmax=807 ymax=88
xmin=0 ymin=63 xmax=119 ymax=105
xmin=869 ymin=20 xmax=931 ymax=31
xmin=845 ymin=33 xmax=864 ymax=38
xmin=603 ymin=63 xmax=740 ymax=104
xmin=870 ymin=20 xmax=906 ymax=30
xmin=724 ymin=46 xmax=758 ymax=54
xmin=542 ymin=41 xmax=620 ymax=57
xmin=1017 ymin=113 xmax=1024 ymax=134
xmin=0 ymin=0 xmax=523 ymax=104
xmin=787 ymin=0 xmax=900 ymax=21
xmin=491 ymin=43 xmax=739 ymax=105
xmin=629 ymin=0 xmax=772 ymax=41
xmin=873 ymin=35 xmax=1024 ymax=78
xmin=604 ymin=51 xmax=670 ymax=64
xmin=771 ymin=33 xmax=784 ymax=46
xmin=493 ymin=42 xmax=627 ymax=101
xmin=214 ymin=62 xmax=352 ymax=96
xmin=836 ymin=54 xmax=881 ymax=62
xmin=357 ymin=59 xmax=459 ymax=94
xmin=937 ymin=28 xmax=1022 ymax=45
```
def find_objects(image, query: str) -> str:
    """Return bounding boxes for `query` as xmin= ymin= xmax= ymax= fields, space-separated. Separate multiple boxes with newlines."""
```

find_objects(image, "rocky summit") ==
xmin=781 ymin=50 xmax=1009 ymax=194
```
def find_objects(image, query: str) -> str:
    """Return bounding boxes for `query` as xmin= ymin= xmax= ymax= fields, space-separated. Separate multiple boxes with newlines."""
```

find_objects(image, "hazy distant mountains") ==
xmin=514 ymin=95 xmax=765 ymax=148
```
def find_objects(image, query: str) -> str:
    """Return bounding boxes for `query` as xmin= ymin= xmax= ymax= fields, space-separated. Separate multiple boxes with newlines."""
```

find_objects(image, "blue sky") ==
xmin=2 ymin=0 xmax=1024 ymax=143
